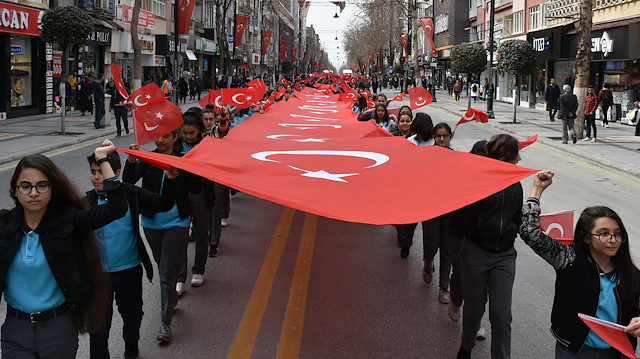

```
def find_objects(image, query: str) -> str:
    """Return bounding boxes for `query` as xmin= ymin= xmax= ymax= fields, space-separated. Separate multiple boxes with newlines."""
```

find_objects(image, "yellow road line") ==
xmin=277 ymin=214 xmax=318 ymax=359
xmin=229 ymin=207 xmax=296 ymax=359
xmin=0 ymin=138 xmax=105 ymax=173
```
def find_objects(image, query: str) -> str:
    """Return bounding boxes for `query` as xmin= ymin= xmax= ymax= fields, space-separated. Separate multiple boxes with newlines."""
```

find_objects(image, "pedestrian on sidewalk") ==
xmin=583 ymin=85 xmax=598 ymax=142
xmin=109 ymin=78 xmax=130 ymax=137
xmin=598 ymin=85 xmax=614 ymax=128
xmin=520 ymin=170 xmax=640 ymax=358
xmin=93 ymin=74 xmax=106 ymax=129
xmin=68 ymin=71 xmax=78 ymax=109
xmin=545 ymin=78 xmax=561 ymax=122
xmin=453 ymin=80 xmax=462 ymax=101
xmin=558 ymin=84 xmax=578 ymax=144
xmin=471 ymin=82 xmax=479 ymax=102
xmin=178 ymin=75 xmax=188 ymax=104
xmin=78 ymin=75 xmax=93 ymax=116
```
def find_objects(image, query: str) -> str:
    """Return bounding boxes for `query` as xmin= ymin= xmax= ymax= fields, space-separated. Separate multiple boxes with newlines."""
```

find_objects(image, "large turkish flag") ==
xmin=119 ymin=87 xmax=536 ymax=224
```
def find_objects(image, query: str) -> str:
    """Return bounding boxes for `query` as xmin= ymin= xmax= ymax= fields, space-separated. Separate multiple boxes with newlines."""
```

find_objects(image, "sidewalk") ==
xmin=0 ymin=97 xmax=203 ymax=166
xmin=385 ymin=88 xmax=640 ymax=177
xmin=1 ymin=90 xmax=638 ymax=177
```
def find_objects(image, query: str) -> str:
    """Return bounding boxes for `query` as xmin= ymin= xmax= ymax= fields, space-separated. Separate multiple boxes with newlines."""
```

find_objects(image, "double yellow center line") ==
xmin=229 ymin=208 xmax=318 ymax=359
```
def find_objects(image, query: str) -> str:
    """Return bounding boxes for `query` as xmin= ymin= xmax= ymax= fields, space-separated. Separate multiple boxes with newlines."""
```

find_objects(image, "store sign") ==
xmin=532 ymin=36 xmax=550 ymax=52
xmin=87 ymin=28 xmax=111 ymax=45
xmin=435 ymin=14 xmax=448 ymax=34
xmin=591 ymin=31 xmax=613 ymax=57
xmin=0 ymin=2 xmax=44 ymax=37
xmin=45 ymin=42 xmax=53 ymax=113
xmin=168 ymin=38 xmax=187 ymax=53
xmin=10 ymin=45 xmax=22 ymax=54
xmin=53 ymin=51 xmax=62 ymax=77
xmin=122 ymin=4 xmax=155 ymax=30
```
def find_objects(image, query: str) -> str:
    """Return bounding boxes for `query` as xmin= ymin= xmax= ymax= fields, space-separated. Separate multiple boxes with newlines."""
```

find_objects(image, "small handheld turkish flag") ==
xmin=198 ymin=89 xmax=223 ymax=111
xmin=519 ymin=134 xmax=538 ymax=150
xmin=366 ymin=98 xmax=376 ymax=108
xmin=223 ymin=88 xmax=263 ymax=109
xmin=130 ymin=83 xmax=184 ymax=145
xmin=408 ymin=86 xmax=432 ymax=110
xmin=110 ymin=65 xmax=129 ymax=100
xmin=390 ymin=93 xmax=406 ymax=102
xmin=387 ymin=108 xmax=400 ymax=123
xmin=579 ymin=314 xmax=639 ymax=359
xmin=361 ymin=89 xmax=373 ymax=98
xmin=540 ymin=210 xmax=574 ymax=245
xmin=456 ymin=108 xmax=489 ymax=128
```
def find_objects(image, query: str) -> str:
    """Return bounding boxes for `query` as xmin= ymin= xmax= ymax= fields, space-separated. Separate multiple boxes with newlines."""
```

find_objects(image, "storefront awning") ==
xmin=185 ymin=49 xmax=197 ymax=61
xmin=92 ymin=18 xmax=123 ymax=31
xmin=568 ymin=17 xmax=640 ymax=35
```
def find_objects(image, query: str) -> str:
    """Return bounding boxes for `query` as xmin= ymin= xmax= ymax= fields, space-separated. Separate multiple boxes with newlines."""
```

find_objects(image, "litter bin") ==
xmin=102 ymin=93 xmax=112 ymax=127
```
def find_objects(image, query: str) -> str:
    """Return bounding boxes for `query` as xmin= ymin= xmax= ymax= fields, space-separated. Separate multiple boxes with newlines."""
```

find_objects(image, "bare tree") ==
xmin=573 ymin=0 xmax=592 ymax=138
xmin=131 ymin=0 xmax=142 ymax=91
xmin=213 ymin=0 xmax=235 ymax=79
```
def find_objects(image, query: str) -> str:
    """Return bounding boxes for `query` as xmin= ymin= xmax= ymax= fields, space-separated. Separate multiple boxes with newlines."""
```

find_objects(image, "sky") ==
xmin=304 ymin=1 xmax=359 ymax=70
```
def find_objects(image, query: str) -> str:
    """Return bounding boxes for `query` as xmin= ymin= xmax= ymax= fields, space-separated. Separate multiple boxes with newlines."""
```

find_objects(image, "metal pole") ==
xmin=486 ymin=0 xmax=495 ymax=118
xmin=431 ymin=0 xmax=437 ymax=101
xmin=174 ymin=0 xmax=179 ymax=104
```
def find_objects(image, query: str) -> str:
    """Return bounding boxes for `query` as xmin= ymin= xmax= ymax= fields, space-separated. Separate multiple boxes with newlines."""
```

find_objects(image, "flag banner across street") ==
xmin=119 ymin=87 xmax=537 ymax=225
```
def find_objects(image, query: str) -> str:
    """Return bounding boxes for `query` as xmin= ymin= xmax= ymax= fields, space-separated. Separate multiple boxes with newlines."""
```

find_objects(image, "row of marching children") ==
xmin=356 ymin=91 xmax=640 ymax=359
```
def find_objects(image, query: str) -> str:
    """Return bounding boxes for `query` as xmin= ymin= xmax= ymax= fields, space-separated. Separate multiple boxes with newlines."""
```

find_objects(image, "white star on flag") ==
xmin=156 ymin=112 xmax=164 ymax=119
xmin=145 ymin=94 xmax=152 ymax=99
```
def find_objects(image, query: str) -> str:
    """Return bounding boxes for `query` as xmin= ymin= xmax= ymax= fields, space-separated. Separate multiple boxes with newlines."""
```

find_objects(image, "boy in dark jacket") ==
xmin=86 ymin=151 xmax=178 ymax=359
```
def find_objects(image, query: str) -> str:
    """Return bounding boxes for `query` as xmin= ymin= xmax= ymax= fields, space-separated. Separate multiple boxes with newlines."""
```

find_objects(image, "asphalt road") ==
xmin=0 ymin=105 xmax=639 ymax=358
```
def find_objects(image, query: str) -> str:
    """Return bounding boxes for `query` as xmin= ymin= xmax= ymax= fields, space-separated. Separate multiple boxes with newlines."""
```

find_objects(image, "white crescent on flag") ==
xmin=133 ymin=95 xmax=149 ymax=107
xmin=232 ymin=93 xmax=247 ymax=105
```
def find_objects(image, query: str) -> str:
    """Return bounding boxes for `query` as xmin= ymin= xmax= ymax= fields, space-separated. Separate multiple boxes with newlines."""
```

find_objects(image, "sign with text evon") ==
xmin=122 ymin=5 xmax=155 ymax=30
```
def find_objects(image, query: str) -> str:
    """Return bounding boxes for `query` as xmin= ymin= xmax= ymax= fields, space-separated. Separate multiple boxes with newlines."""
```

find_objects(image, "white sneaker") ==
xmin=176 ymin=282 xmax=185 ymax=296
xmin=191 ymin=274 xmax=204 ymax=287
xmin=582 ymin=137 xmax=591 ymax=141
xmin=591 ymin=138 xmax=596 ymax=142
xmin=221 ymin=218 xmax=229 ymax=227
xmin=605 ymin=124 xmax=609 ymax=128
xmin=448 ymin=302 xmax=461 ymax=322
xmin=476 ymin=327 xmax=487 ymax=340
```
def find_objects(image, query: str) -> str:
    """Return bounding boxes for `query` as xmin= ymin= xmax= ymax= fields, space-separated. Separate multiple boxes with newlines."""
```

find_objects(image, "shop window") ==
xmin=10 ymin=36 xmax=32 ymax=108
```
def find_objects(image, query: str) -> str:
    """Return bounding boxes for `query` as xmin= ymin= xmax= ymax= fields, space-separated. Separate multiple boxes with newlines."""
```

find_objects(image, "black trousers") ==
xmin=90 ymin=265 xmax=144 ymax=358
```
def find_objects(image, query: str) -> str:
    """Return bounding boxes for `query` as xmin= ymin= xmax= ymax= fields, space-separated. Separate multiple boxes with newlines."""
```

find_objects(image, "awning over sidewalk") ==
xmin=185 ymin=49 xmax=197 ymax=61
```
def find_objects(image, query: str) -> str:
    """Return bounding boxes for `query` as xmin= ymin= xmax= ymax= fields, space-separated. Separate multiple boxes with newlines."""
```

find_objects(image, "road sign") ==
xmin=404 ymin=63 xmax=410 ymax=70
xmin=228 ymin=34 xmax=234 ymax=44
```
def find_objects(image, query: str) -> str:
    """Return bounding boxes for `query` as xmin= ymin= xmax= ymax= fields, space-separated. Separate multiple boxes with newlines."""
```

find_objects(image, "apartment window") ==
xmin=529 ymin=5 xmax=540 ymax=30
xmin=150 ymin=0 xmax=165 ymax=18
xmin=513 ymin=10 xmax=523 ymax=33
xmin=477 ymin=23 xmax=484 ymax=40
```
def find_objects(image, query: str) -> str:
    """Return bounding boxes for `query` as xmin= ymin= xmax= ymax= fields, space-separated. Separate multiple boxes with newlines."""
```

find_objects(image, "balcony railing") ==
xmin=547 ymin=0 xmax=634 ymax=18
xmin=495 ymin=0 xmax=512 ymax=8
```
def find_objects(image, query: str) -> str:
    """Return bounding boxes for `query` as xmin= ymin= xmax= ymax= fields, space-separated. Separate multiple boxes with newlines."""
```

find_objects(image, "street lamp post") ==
xmin=486 ymin=0 xmax=495 ymax=118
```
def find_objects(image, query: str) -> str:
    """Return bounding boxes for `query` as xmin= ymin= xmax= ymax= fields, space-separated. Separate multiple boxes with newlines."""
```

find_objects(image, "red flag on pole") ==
xmin=387 ymin=108 xmax=400 ymax=123
xmin=261 ymin=31 xmax=272 ymax=56
xmin=390 ymin=93 xmax=406 ymax=102
xmin=400 ymin=34 xmax=409 ymax=59
xmin=280 ymin=40 xmax=287 ymax=60
xmin=177 ymin=0 xmax=196 ymax=34
xmin=578 ymin=314 xmax=639 ymax=359
xmin=130 ymin=83 xmax=184 ymax=145
xmin=110 ymin=65 xmax=129 ymax=100
xmin=419 ymin=18 xmax=438 ymax=57
xmin=368 ymin=53 xmax=374 ymax=66
xmin=519 ymin=134 xmax=538 ymax=150
xmin=408 ymin=86 xmax=432 ymax=110
xmin=198 ymin=89 xmax=223 ymax=111
xmin=234 ymin=15 xmax=248 ymax=47
xmin=456 ymin=108 xmax=489 ymax=127
xmin=540 ymin=210 xmax=574 ymax=245
xmin=222 ymin=88 xmax=262 ymax=109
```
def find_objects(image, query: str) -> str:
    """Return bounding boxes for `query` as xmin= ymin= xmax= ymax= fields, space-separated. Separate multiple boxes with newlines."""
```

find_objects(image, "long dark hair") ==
xmin=373 ymin=104 xmax=390 ymax=125
xmin=486 ymin=134 xmax=519 ymax=163
xmin=9 ymin=155 xmax=110 ymax=333
xmin=410 ymin=113 xmax=434 ymax=141
xmin=574 ymin=206 xmax=640 ymax=318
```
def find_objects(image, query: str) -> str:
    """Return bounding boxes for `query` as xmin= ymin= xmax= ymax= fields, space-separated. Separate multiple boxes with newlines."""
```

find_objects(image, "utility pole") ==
xmin=486 ymin=0 xmax=495 ymax=118
xmin=173 ymin=0 xmax=179 ymax=104
xmin=430 ymin=0 xmax=437 ymax=101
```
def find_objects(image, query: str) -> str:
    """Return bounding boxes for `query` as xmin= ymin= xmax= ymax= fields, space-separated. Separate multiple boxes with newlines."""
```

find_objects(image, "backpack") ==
xmin=602 ymin=90 xmax=613 ymax=107
xmin=472 ymin=84 xmax=478 ymax=92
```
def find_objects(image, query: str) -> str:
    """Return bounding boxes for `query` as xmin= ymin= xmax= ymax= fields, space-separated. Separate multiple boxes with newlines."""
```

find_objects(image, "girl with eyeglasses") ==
xmin=520 ymin=170 xmax=640 ymax=358
xmin=0 ymin=140 xmax=126 ymax=357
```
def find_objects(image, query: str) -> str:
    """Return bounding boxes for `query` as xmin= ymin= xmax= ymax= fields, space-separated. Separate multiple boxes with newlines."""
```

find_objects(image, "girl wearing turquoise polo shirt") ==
xmin=0 ymin=139 xmax=126 ymax=358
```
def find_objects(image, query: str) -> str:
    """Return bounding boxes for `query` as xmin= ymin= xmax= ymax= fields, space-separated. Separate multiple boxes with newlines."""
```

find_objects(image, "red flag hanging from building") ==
xmin=400 ymin=34 xmax=409 ymax=59
xmin=177 ymin=0 xmax=196 ymax=34
xmin=408 ymin=86 xmax=432 ymax=110
xmin=368 ymin=53 xmax=374 ymax=66
xmin=234 ymin=15 xmax=248 ymax=47
xmin=261 ymin=31 xmax=272 ymax=56
xmin=280 ymin=40 xmax=287 ymax=59
xmin=375 ymin=49 xmax=381 ymax=65
xmin=130 ymin=83 xmax=184 ymax=145
xmin=419 ymin=18 xmax=438 ymax=57
xmin=303 ymin=53 xmax=309 ymax=64
xmin=293 ymin=48 xmax=297 ymax=62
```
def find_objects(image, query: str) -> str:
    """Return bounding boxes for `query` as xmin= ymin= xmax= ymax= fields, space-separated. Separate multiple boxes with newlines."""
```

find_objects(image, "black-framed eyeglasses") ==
xmin=16 ymin=182 xmax=51 ymax=195
xmin=591 ymin=232 xmax=625 ymax=244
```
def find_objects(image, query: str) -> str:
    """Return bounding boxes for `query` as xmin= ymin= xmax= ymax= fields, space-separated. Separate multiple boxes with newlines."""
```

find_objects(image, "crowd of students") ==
xmin=1 ymin=81 xmax=640 ymax=359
